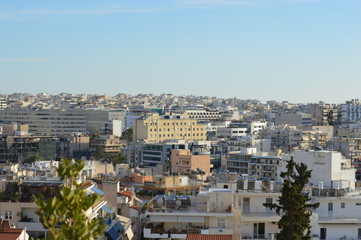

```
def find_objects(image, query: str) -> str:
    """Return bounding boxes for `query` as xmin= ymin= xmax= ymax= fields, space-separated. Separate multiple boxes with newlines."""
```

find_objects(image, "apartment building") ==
xmin=0 ymin=98 xmax=7 ymax=110
xmin=308 ymin=103 xmax=339 ymax=126
xmin=226 ymin=151 xmax=281 ymax=180
xmin=133 ymin=114 xmax=206 ymax=142
xmin=283 ymin=150 xmax=356 ymax=191
xmin=173 ymin=109 xmax=221 ymax=121
xmin=227 ymin=138 xmax=271 ymax=154
xmin=275 ymin=112 xmax=312 ymax=126
xmin=340 ymin=99 xmax=361 ymax=123
xmin=260 ymin=126 xmax=327 ymax=153
xmin=144 ymin=181 xmax=282 ymax=240
xmin=171 ymin=149 xmax=211 ymax=175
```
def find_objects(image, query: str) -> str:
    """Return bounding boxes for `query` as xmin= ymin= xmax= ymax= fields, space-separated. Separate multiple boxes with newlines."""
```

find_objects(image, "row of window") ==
xmin=150 ymin=128 xmax=203 ymax=132
xmin=149 ymin=133 xmax=204 ymax=138
xmin=147 ymin=122 xmax=196 ymax=126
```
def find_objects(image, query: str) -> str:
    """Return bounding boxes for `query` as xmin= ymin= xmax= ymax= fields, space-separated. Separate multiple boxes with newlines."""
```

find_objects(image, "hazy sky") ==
xmin=0 ymin=0 xmax=360 ymax=103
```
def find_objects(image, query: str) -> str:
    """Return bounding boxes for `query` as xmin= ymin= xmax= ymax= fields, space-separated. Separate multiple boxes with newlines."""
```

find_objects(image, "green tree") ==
xmin=23 ymin=153 xmax=43 ymax=164
xmin=36 ymin=159 xmax=105 ymax=240
xmin=121 ymin=127 xmax=133 ymax=141
xmin=264 ymin=157 xmax=319 ymax=240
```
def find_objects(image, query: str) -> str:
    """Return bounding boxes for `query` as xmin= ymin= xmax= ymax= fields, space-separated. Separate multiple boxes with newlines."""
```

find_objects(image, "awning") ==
xmin=126 ymin=229 xmax=134 ymax=239
xmin=101 ymin=205 xmax=114 ymax=214
xmin=105 ymin=221 xmax=124 ymax=240
xmin=150 ymin=216 xmax=178 ymax=222
xmin=134 ymin=196 xmax=143 ymax=203
xmin=91 ymin=187 xmax=104 ymax=195
xmin=178 ymin=216 xmax=205 ymax=223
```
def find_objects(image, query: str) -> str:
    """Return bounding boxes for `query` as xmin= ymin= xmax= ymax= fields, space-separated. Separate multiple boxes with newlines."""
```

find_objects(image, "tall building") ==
xmin=341 ymin=99 xmax=361 ymax=123
xmin=308 ymin=103 xmax=339 ymax=126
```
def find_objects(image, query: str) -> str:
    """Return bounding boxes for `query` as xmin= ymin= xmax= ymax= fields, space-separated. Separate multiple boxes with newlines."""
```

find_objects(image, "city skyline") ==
xmin=1 ymin=0 xmax=360 ymax=103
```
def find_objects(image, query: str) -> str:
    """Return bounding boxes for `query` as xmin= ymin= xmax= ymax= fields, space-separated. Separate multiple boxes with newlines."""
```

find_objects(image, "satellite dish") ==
xmin=157 ymin=198 xmax=163 ymax=206
xmin=175 ymin=200 xmax=182 ymax=210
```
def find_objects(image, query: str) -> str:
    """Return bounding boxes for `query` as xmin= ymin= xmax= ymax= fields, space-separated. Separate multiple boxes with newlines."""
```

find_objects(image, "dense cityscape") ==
xmin=0 ymin=92 xmax=360 ymax=239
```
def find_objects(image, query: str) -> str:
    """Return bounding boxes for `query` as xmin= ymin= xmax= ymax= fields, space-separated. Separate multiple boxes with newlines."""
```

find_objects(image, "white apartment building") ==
xmin=144 ymin=185 xmax=282 ymax=240
xmin=281 ymin=149 xmax=361 ymax=239
xmin=341 ymin=99 xmax=361 ymax=123
xmin=217 ymin=121 xmax=267 ymax=139
xmin=283 ymin=150 xmax=356 ymax=191
xmin=217 ymin=126 xmax=248 ymax=139
xmin=146 ymin=148 xmax=361 ymax=240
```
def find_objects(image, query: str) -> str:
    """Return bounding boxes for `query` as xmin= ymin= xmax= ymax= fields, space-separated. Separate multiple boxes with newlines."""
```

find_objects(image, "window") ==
xmin=341 ymin=203 xmax=345 ymax=208
xmin=328 ymin=203 xmax=333 ymax=212
xmin=320 ymin=228 xmax=326 ymax=240
xmin=4 ymin=211 xmax=12 ymax=220
xmin=253 ymin=223 xmax=265 ymax=239
xmin=266 ymin=198 xmax=273 ymax=204
xmin=217 ymin=218 xmax=225 ymax=228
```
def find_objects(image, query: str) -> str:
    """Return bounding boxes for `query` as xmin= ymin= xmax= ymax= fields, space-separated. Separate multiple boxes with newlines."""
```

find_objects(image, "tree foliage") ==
xmin=264 ymin=157 xmax=319 ymax=240
xmin=121 ymin=127 xmax=133 ymax=141
xmin=23 ymin=153 xmax=43 ymax=164
xmin=93 ymin=146 xmax=126 ymax=166
xmin=36 ymin=159 xmax=105 ymax=240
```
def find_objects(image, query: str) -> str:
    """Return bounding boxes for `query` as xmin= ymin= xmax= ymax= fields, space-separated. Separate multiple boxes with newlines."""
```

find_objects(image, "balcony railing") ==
xmin=144 ymin=223 xmax=204 ymax=235
xmin=311 ymin=188 xmax=345 ymax=197
xmin=241 ymin=211 xmax=280 ymax=221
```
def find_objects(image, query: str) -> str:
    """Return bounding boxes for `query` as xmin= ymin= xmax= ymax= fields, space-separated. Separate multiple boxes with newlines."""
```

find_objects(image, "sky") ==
xmin=0 ymin=0 xmax=360 ymax=104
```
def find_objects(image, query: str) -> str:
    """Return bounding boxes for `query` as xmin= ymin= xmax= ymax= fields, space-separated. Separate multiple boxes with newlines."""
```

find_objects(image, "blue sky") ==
xmin=0 ymin=0 xmax=360 ymax=103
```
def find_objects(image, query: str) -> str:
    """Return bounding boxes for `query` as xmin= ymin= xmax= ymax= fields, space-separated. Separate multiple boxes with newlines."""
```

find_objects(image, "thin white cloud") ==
xmin=179 ymin=0 xmax=331 ymax=7
xmin=0 ymin=58 xmax=48 ymax=63
xmin=220 ymin=17 xmax=272 ymax=22
xmin=0 ymin=4 xmax=159 ymax=21
xmin=181 ymin=0 xmax=252 ymax=6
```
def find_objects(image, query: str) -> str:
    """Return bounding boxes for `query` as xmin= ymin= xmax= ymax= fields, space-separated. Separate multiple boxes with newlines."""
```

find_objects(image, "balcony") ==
xmin=318 ymin=214 xmax=361 ymax=223
xmin=143 ymin=223 xmax=205 ymax=239
xmin=311 ymin=188 xmax=345 ymax=197
xmin=241 ymin=211 xmax=281 ymax=222
xmin=241 ymin=234 xmax=275 ymax=240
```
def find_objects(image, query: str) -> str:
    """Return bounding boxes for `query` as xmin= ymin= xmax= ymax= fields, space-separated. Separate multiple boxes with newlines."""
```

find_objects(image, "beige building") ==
xmin=133 ymin=114 xmax=206 ymax=142
xmin=171 ymin=149 xmax=210 ymax=175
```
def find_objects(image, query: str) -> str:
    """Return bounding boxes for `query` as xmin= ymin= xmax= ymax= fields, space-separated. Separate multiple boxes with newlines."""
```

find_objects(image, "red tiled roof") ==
xmin=186 ymin=234 xmax=233 ymax=240
xmin=118 ymin=190 xmax=134 ymax=198
xmin=0 ymin=229 xmax=24 ymax=240
xmin=130 ymin=205 xmax=139 ymax=210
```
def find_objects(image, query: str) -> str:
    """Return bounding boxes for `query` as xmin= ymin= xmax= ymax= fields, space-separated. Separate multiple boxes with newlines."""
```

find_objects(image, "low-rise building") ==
xmin=171 ymin=149 xmax=211 ymax=175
